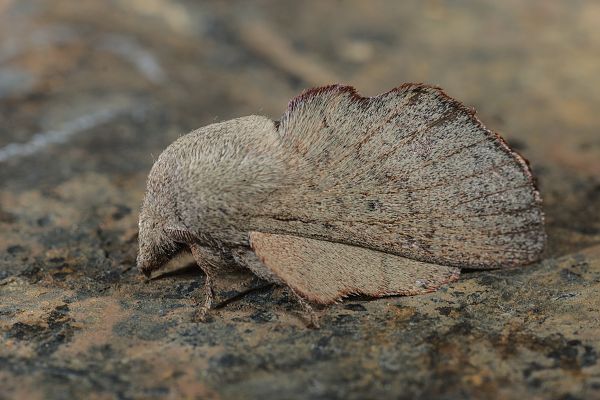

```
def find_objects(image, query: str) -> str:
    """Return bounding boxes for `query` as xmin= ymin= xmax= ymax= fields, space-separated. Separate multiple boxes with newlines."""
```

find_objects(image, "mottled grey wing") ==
xmin=259 ymin=84 xmax=545 ymax=269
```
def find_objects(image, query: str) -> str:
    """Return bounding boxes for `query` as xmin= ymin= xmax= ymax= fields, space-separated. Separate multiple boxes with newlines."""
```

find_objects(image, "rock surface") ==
xmin=1 ymin=1 xmax=599 ymax=399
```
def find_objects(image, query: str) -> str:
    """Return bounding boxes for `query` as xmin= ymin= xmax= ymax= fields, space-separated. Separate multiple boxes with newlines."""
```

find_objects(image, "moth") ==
xmin=137 ymin=84 xmax=545 ymax=325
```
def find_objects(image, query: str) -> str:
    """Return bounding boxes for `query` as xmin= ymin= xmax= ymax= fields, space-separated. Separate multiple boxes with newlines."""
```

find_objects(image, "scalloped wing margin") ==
xmin=257 ymin=84 xmax=545 ymax=269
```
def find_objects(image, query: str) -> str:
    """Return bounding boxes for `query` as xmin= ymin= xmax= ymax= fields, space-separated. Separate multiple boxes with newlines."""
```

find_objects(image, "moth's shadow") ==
xmin=213 ymin=283 xmax=275 ymax=309
xmin=148 ymin=260 xmax=275 ymax=310
xmin=460 ymin=268 xmax=483 ymax=275
xmin=341 ymin=293 xmax=380 ymax=302
xmin=150 ymin=262 xmax=202 ymax=281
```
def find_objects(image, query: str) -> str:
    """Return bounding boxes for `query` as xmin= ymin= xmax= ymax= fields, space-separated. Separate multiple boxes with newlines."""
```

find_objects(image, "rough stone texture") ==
xmin=0 ymin=1 xmax=599 ymax=399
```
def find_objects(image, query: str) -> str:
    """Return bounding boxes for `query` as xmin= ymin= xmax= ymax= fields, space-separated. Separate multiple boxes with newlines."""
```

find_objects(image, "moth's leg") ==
xmin=230 ymin=246 xmax=283 ymax=284
xmin=288 ymin=287 xmax=320 ymax=329
xmin=189 ymin=243 xmax=219 ymax=322
xmin=232 ymin=246 xmax=320 ymax=328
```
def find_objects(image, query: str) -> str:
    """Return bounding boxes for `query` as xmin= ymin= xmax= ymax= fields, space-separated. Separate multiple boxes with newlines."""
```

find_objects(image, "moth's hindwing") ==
xmin=250 ymin=232 xmax=460 ymax=304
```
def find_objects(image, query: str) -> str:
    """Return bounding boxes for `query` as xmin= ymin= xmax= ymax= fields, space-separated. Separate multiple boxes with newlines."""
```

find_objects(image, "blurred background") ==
xmin=1 ymin=1 xmax=599 ymax=399
xmin=1 ymin=0 xmax=598 ymax=252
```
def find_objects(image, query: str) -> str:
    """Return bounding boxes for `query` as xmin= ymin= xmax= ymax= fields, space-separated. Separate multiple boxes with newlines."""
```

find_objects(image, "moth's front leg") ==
xmin=188 ymin=243 xmax=225 ymax=322
xmin=163 ymin=228 xmax=226 ymax=321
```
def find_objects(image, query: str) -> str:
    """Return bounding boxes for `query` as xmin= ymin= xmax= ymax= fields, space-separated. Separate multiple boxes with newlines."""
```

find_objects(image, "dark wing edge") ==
xmin=275 ymin=83 xmax=546 ymax=268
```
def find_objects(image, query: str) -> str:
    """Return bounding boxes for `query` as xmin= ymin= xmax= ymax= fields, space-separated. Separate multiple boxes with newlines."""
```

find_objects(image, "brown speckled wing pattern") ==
xmin=255 ymin=85 xmax=545 ymax=266
xmin=249 ymin=84 xmax=545 ymax=302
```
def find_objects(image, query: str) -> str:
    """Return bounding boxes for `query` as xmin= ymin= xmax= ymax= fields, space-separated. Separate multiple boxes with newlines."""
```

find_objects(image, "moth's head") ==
xmin=136 ymin=193 xmax=183 ymax=278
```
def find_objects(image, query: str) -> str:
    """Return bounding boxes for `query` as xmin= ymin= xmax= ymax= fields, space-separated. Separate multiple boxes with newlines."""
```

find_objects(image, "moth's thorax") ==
xmin=144 ymin=115 xmax=291 ymax=245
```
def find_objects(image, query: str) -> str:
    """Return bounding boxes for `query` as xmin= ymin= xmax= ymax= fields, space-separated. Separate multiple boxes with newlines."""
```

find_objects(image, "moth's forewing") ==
xmin=259 ymin=84 xmax=545 ymax=269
